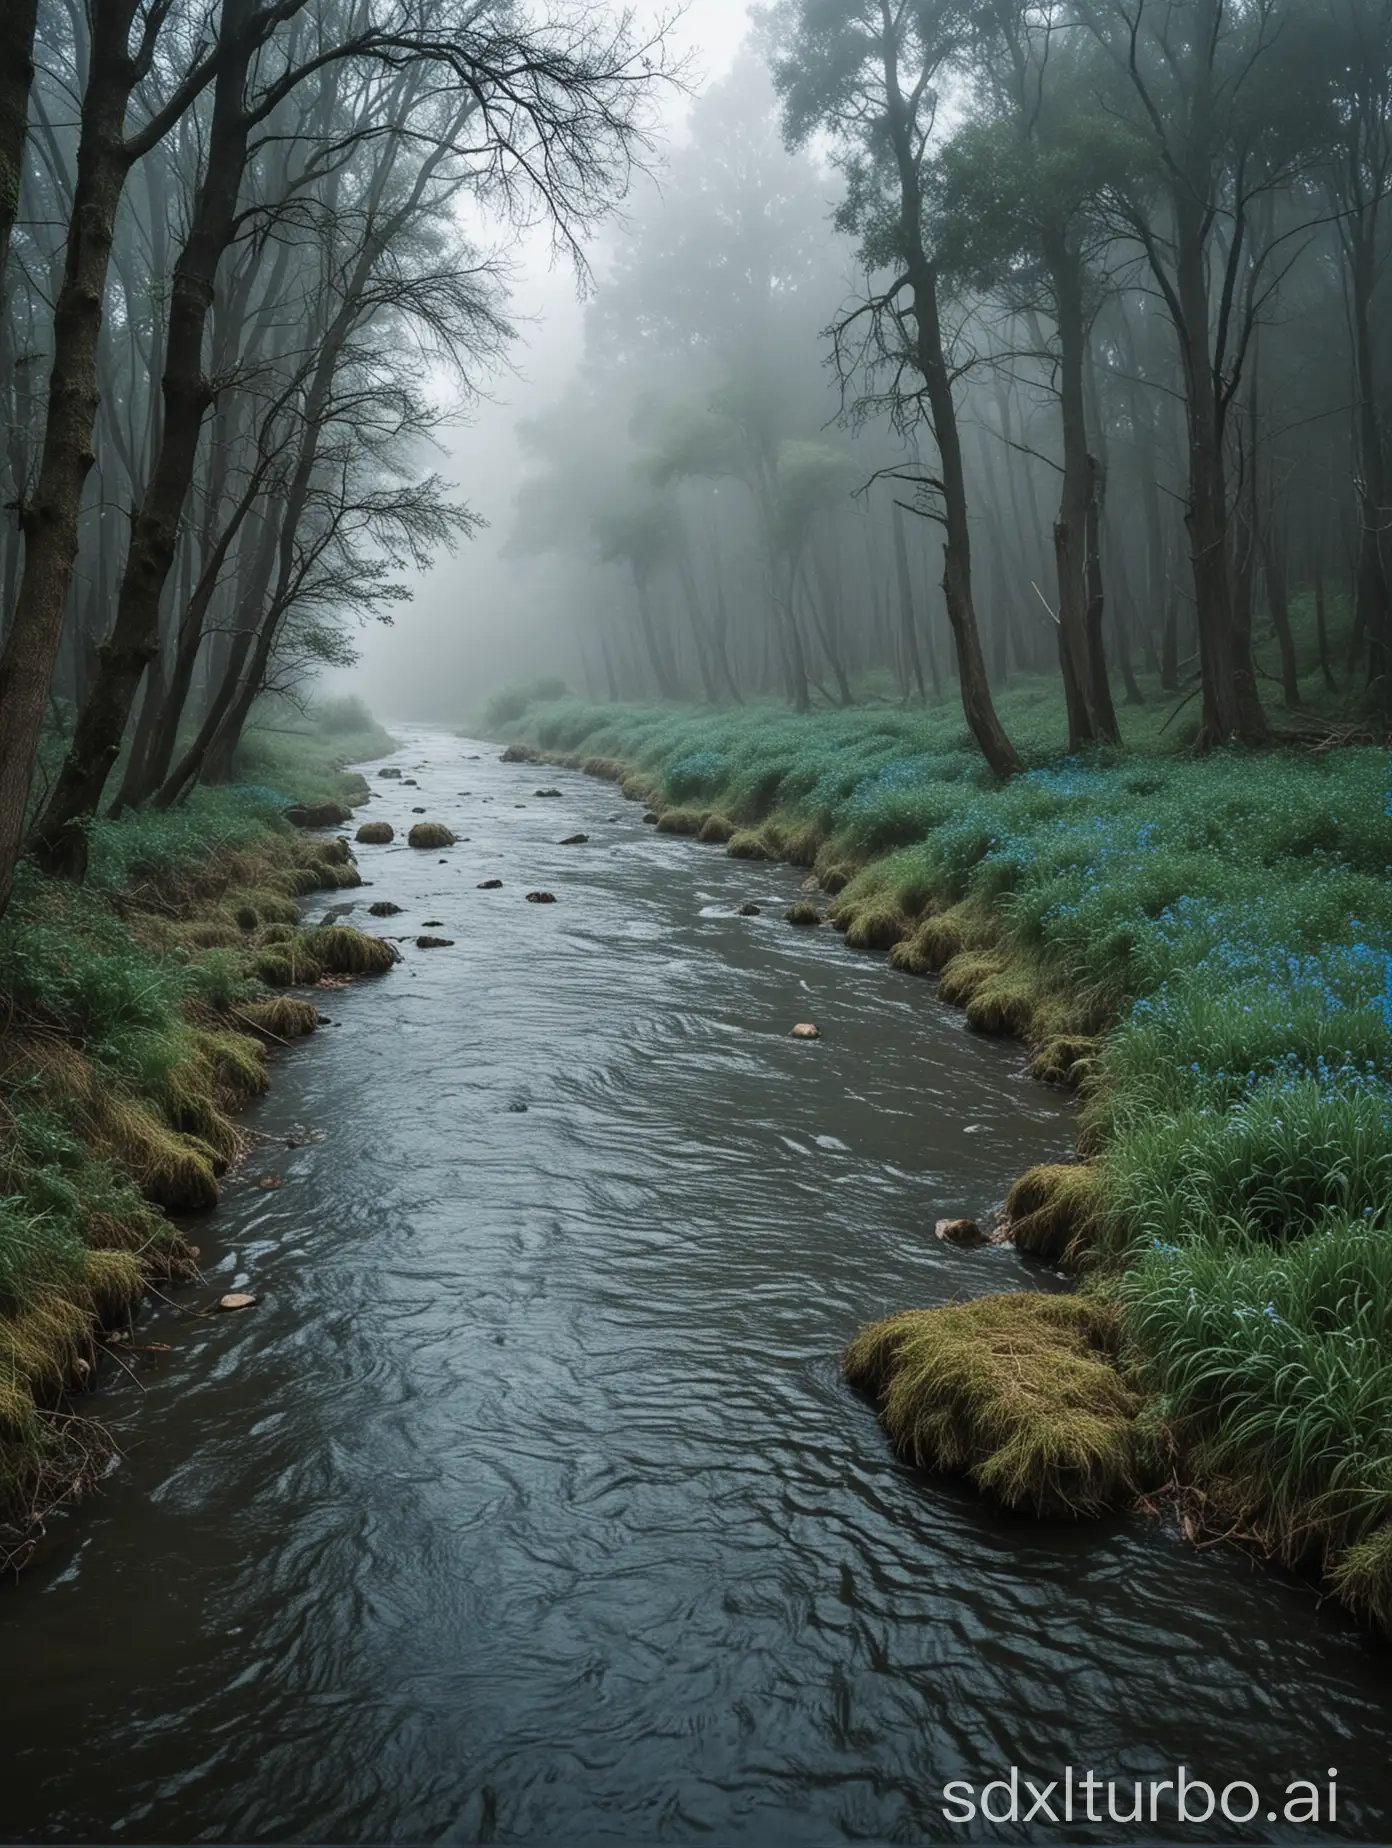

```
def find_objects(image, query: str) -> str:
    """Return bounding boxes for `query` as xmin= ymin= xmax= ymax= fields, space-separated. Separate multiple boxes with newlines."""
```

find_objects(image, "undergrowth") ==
xmin=493 ymin=680 xmax=1392 ymax=1633
xmin=0 ymin=705 xmax=398 ymax=1568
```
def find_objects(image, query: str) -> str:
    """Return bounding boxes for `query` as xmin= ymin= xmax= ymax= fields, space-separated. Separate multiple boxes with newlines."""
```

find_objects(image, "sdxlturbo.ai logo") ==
xmin=941 ymin=1766 xmax=1339 ymax=1827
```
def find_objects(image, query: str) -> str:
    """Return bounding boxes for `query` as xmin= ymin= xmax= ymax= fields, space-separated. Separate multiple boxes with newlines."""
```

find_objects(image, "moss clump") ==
xmin=727 ymin=829 xmax=772 ymax=860
xmin=936 ymin=951 xmax=1004 ymax=1008
xmin=407 ymin=822 xmax=456 ymax=849
xmin=1030 ymin=1035 xmax=1100 ymax=1086
xmin=299 ymin=924 xmax=399 ymax=976
xmin=356 ymin=821 xmax=394 ymax=844
xmin=843 ymin=902 xmax=911 ymax=952
xmin=656 ymin=807 xmax=704 ymax=835
xmin=582 ymin=755 xmax=624 ymax=780
xmin=786 ymin=901 xmax=821 ymax=926
xmin=844 ymin=1292 xmax=1139 ymax=1517
xmin=965 ymin=969 xmax=1038 ymax=1038
xmin=234 ymin=996 xmax=320 ymax=1041
xmin=255 ymin=946 xmax=322 ymax=988
xmin=697 ymin=812 xmax=736 ymax=843
xmin=1005 ymin=1163 xmax=1106 ymax=1265
xmin=781 ymin=822 xmax=823 ymax=867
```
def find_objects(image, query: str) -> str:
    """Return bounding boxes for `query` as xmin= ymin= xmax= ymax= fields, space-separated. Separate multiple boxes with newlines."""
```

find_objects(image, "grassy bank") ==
xmin=493 ymin=683 xmax=1392 ymax=1634
xmin=0 ymin=703 xmax=398 ymax=1568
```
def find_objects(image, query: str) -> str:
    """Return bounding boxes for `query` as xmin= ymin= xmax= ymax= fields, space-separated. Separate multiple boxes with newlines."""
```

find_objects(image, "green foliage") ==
xmin=495 ymin=684 xmax=1392 ymax=1619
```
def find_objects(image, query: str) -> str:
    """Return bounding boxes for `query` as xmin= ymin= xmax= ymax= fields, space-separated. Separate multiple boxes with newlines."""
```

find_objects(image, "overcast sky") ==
xmin=342 ymin=0 xmax=755 ymax=722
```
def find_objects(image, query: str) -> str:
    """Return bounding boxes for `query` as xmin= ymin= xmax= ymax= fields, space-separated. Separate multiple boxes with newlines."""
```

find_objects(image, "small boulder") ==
xmin=219 ymin=1292 xmax=258 ymax=1312
xmin=355 ymin=821 xmax=394 ymax=844
xmin=535 ymin=787 xmax=563 ymax=798
xmin=642 ymin=811 xmax=659 ymax=824
xmin=411 ymin=806 xmax=427 ymax=814
xmin=285 ymin=801 xmax=352 ymax=829
xmin=378 ymin=767 xmax=403 ymax=779
xmin=790 ymin=1022 xmax=821 ymax=1040
xmin=935 ymin=1217 xmax=985 ymax=1247
xmin=416 ymin=935 xmax=455 ymax=948
xmin=368 ymin=900 xmax=402 ymax=916
xmin=402 ymin=778 xmax=418 ymax=786
xmin=559 ymin=833 xmax=588 ymax=845
xmin=738 ymin=902 xmax=761 ymax=917
xmin=422 ymin=918 xmax=443 ymax=926
xmin=478 ymin=878 xmax=503 ymax=889
xmin=525 ymin=890 xmax=557 ymax=904
xmin=407 ymin=822 xmax=456 ymax=848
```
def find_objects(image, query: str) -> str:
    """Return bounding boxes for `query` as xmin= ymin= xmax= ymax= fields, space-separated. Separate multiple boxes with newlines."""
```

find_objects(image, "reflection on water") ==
xmin=1 ymin=732 xmax=1389 ymax=1843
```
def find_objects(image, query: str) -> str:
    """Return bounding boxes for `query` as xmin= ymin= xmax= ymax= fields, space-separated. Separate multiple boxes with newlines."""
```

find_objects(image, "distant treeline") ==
xmin=512 ymin=4 xmax=1390 ymax=774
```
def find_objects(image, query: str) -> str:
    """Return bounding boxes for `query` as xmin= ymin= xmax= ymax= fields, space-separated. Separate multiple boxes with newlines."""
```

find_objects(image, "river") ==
xmin=2 ymin=729 xmax=1390 ymax=1843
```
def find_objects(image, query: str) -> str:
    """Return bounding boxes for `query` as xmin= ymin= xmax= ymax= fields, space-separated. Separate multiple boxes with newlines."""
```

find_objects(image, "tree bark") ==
xmin=879 ymin=12 xmax=1020 ymax=776
xmin=0 ymin=0 xmax=147 ymax=921
xmin=0 ymin=0 xmax=38 ymax=309
xmin=31 ymin=1 xmax=261 ymax=872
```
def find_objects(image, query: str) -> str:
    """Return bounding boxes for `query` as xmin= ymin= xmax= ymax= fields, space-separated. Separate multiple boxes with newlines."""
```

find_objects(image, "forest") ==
xmin=5 ymin=0 xmax=1392 ymax=1824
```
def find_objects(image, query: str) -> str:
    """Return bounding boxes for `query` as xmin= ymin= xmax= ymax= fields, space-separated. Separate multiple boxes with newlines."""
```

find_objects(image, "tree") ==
xmin=768 ymin=0 xmax=1023 ymax=775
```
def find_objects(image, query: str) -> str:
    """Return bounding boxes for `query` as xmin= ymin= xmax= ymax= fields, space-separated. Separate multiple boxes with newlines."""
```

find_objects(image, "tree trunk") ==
xmin=1315 ymin=564 xmax=1338 ymax=693
xmin=0 ymin=0 xmax=38 ymax=309
xmin=891 ymin=501 xmax=927 ymax=700
xmin=0 ymin=0 xmax=146 ymax=921
xmin=879 ymin=32 xmax=1019 ymax=776
xmin=1172 ymin=186 xmax=1268 ymax=746
xmin=31 ymin=3 xmax=259 ymax=873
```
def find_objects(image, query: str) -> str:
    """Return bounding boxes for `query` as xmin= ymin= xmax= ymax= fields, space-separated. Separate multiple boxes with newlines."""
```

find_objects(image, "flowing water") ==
xmin=3 ymin=730 xmax=1390 ymax=1844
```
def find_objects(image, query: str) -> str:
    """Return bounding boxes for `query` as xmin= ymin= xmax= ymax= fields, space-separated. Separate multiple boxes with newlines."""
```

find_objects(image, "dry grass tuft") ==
xmin=355 ymin=821 xmax=395 ymax=844
xmin=727 ymin=829 xmax=772 ymax=860
xmin=697 ymin=812 xmax=737 ymax=843
xmin=844 ymin=1292 xmax=1139 ymax=1517
xmin=937 ymin=951 xmax=1004 ymax=1007
xmin=299 ymin=924 xmax=399 ymax=976
xmin=1005 ymin=1163 xmax=1106 ymax=1265
xmin=843 ymin=902 xmax=911 ymax=952
xmin=786 ymin=901 xmax=821 ymax=926
xmin=656 ymin=807 xmax=705 ymax=835
xmin=234 ymin=996 xmax=320 ymax=1041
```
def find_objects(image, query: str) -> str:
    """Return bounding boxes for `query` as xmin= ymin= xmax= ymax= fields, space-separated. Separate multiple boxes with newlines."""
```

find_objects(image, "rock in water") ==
xmin=559 ymin=833 xmax=588 ymax=845
xmin=284 ymin=801 xmax=352 ymax=828
xmin=219 ymin=1292 xmax=258 ymax=1312
xmin=407 ymin=822 xmax=456 ymax=848
xmin=478 ymin=878 xmax=503 ymax=889
xmin=416 ymin=935 xmax=455 ymax=948
xmin=642 ymin=811 xmax=659 ymax=824
xmin=525 ymin=890 xmax=556 ymax=904
xmin=377 ymin=767 xmax=402 ymax=779
xmin=738 ymin=902 xmax=761 ymax=916
xmin=535 ymin=788 xmax=563 ymax=798
xmin=935 ymin=1217 xmax=985 ymax=1247
xmin=790 ymin=1022 xmax=820 ymax=1039
xmin=368 ymin=900 xmax=402 ymax=916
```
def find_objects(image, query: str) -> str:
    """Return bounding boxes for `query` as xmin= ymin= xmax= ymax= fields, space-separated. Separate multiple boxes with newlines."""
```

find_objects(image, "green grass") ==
xmin=491 ymin=673 xmax=1392 ymax=1626
xmin=0 ymin=702 xmax=397 ymax=1562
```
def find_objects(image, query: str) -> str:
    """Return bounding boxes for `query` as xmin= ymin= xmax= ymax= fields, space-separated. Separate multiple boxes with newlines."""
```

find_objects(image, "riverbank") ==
xmin=0 ymin=703 xmax=399 ymax=1568
xmin=493 ymin=685 xmax=1392 ymax=1636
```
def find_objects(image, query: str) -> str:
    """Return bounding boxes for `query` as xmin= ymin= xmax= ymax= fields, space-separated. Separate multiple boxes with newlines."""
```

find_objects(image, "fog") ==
xmin=1 ymin=0 xmax=1389 ymax=895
